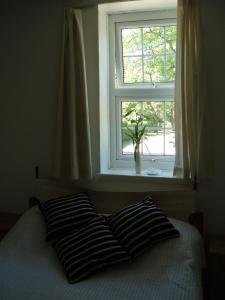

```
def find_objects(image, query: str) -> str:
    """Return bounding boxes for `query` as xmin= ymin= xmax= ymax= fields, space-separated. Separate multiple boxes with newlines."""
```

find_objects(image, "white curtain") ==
xmin=53 ymin=8 xmax=92 ymax=180
xmin=174 ymin=0 xmax=210 ymax=183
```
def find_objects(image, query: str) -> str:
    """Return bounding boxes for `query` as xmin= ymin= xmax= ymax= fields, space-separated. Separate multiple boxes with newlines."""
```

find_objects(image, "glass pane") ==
xmin=122 ymin=101 xmax=142 ymax=122
xmin=122 ymin=129 xmax=135 ymax=154
xmin=143 ymin=101 xmax=164 ymax=128
xmin=122 ymin=28 xmax=142 ymax=56
xmin=144 ymin=56 xmax=164 ymax=83
xmin=143 ymin=27 xmax=164 ymax=56
xmin=165 ymin=130 xmax=175 ymax=155
xmin=165 ymin=102 xmax=175 ymax=129
xmin=166 ymin=55 xmax=176 ymax=81
xmin=121 ymin=100 xmax=175 ymax=156
xmin=120 ymin=25 xmax=176 ymax=85
xmin=143 ymin=129 xmax=164 ymax=155
xmin=165 ymin=26 xmax=176 ymax=81
xmin=122 ymin=102 xmax=142 ymax=155
xmin=123 ymin=57 xmax=143 ymax=83
xmin=165 ymin=26 xmax=176 ymax=56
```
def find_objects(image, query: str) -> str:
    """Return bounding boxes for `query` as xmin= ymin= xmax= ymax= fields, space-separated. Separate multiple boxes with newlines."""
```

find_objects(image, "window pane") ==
xmin=122 ymin=101 xmax=142 ymax=123
xmin=143 ymin=129 xmax=164 ymax=155
xmin=165 ymin=102 xmax=175 ymax=129
xmin=143 ymin=102 xmax=164 ymax=128
xmin=123 ymin=57 xmax=142 ymax=83
xmin=122 ymin=28 xmax=142 ymax=56
xmin=120 ymin=24 xmax=176 ymax=85
xmin=165 ymin=26 xmax=176 ymax=81
xmin=121 ymin=100 xmax=175 ymax=156
xmin=166 ymin=55 xmax=176 ymax=81
xmin=144 ymin=56 xmax=164 ymax=83
xmin=143 ymin=27 xmax=164 ymax=56
xmin=122 ymin=102 xmax=142 ymax=155
xmin=122 ymin=129 xmax=135 ymax=154
xmin=165 ymin=26 xmax=176 ymax=56
xmin=165 ymin=130 xmax=175 ymax=155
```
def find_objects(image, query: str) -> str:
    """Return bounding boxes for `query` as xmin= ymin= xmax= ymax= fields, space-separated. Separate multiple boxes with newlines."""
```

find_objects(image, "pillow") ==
xmin=107 ymin=196 xmax=180 ymax=258
xmin=53 ymin=216 xmax=131 ymax=283
xmin=39 ymin=193 xmax=98 ymax=240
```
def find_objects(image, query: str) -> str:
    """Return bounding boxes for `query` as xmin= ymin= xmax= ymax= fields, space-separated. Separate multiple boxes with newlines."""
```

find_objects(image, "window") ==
xmin=116 ymin=22 xmax=176 ymax=85
xmin=99 ymin=6 xmax=177 ymax=177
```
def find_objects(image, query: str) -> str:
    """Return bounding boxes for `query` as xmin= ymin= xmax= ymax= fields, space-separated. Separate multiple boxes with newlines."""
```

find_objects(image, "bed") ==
xmin=0 ymin=188 xmax=204 ymax=300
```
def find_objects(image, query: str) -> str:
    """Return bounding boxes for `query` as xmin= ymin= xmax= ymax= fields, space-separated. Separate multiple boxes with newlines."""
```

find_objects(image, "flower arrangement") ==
xmin=123 ymin=108 xmax=150 ymax=173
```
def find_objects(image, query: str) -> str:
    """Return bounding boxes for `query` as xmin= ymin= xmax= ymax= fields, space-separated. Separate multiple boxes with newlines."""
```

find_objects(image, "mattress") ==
xmin=0 ymin=206 xmax=204 ymax=300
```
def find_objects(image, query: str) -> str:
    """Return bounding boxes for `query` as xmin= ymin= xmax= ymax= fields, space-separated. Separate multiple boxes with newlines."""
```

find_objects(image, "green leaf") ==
xmin=123 ymin=109 xmax=135 ymax=118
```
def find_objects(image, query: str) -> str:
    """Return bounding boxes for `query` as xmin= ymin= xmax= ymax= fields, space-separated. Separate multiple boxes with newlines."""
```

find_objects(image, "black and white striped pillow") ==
xmin=107 ymin=196 xmax=179 ymax=258
xmin=39 ymin=193 xmax=98 ymax=240
xmin=53 ymin=216 xmax=131 ymax=283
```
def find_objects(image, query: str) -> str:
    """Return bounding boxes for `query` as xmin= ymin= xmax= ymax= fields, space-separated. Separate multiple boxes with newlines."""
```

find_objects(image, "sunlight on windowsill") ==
xmin=101 ymin=168 xmax=174 ymax=178
xmin=97 ymin=168 xmax=191 ymax=191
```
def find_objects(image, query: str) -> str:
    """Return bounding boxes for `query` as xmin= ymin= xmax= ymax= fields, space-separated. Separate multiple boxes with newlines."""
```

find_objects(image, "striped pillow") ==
xmin=53 ymin=216 xmax=131 ymax=283
xmin=107 ymin=196 xmax=179 ymax=258
xmin=39 ymin=193 xmax=98 ymax=240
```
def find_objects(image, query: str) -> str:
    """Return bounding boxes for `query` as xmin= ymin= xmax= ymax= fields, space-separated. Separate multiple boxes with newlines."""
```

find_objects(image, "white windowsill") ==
xmin=101 ymin=168 xmax=173 ymax=178
xmin=97 ymin=168 xmax=192 ymax=191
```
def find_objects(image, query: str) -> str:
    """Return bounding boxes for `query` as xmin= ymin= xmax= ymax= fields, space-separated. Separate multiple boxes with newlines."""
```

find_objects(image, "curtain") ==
xmin=53 ymin=8 xmax=92 ymax=180
xmin=173 ymin=0 xmax=209 ymax=182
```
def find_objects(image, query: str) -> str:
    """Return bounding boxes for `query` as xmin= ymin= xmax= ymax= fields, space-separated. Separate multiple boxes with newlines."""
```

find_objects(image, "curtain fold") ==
xmin=173 ymin=0 xmax=210 ymax=182
xmin=53 ymin=8 xmax=92 ymax=180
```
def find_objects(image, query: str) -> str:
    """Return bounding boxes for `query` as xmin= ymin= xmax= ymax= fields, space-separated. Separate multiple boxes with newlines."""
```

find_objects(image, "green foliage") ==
xmin=120 ymin=25 xmax=176 ymax=154
xmin=122 ymin=25 xmax=176 ymax=84
xmin=122 ymin=106 xmax=150 ymax=159
xmin=121 ymin=100 xmax=175 ymax=152
xmin=122 ymin=101 xmax=175 ymax=150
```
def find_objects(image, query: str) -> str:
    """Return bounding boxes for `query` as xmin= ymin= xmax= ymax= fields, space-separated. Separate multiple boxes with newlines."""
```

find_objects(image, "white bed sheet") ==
xmin=0 ymin=207 xmax=204 ymax=300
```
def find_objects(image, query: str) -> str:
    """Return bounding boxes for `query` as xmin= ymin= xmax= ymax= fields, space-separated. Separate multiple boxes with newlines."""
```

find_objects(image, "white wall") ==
xmin=0 ymin=0 xmax=225 ymax=235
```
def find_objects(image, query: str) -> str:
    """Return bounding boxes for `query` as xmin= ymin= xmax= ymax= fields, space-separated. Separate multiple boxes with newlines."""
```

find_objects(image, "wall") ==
xmin=0 ymin=0 xmax=225 ymax=235
xmin=0 ymin=0 xmax=102 ymax=213
xmin=0 ymin=0 xmax=64 ymax=212
xmin=198 ymin=0 xmax=225 ymax=235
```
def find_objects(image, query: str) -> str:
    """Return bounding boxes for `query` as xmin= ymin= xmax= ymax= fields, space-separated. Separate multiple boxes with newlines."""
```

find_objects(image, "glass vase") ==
xmin=135 ymin=144 xmax=141 ymax=174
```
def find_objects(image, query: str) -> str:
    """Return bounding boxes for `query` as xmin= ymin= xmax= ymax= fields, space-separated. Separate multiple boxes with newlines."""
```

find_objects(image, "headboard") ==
xmin=34 ymin=178 xmax=197 ymax=223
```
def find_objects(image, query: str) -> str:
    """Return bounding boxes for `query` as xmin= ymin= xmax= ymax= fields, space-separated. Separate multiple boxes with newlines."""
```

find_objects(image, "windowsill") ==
xmin=101 ymin=168 xmax=173 ymax=178
xmin=96 ymin=168 xmax=192 ymax=190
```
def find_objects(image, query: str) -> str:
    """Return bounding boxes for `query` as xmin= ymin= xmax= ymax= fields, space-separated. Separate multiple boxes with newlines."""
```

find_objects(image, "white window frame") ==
xmin=108 ymin=10 xmax=176 ymax=172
